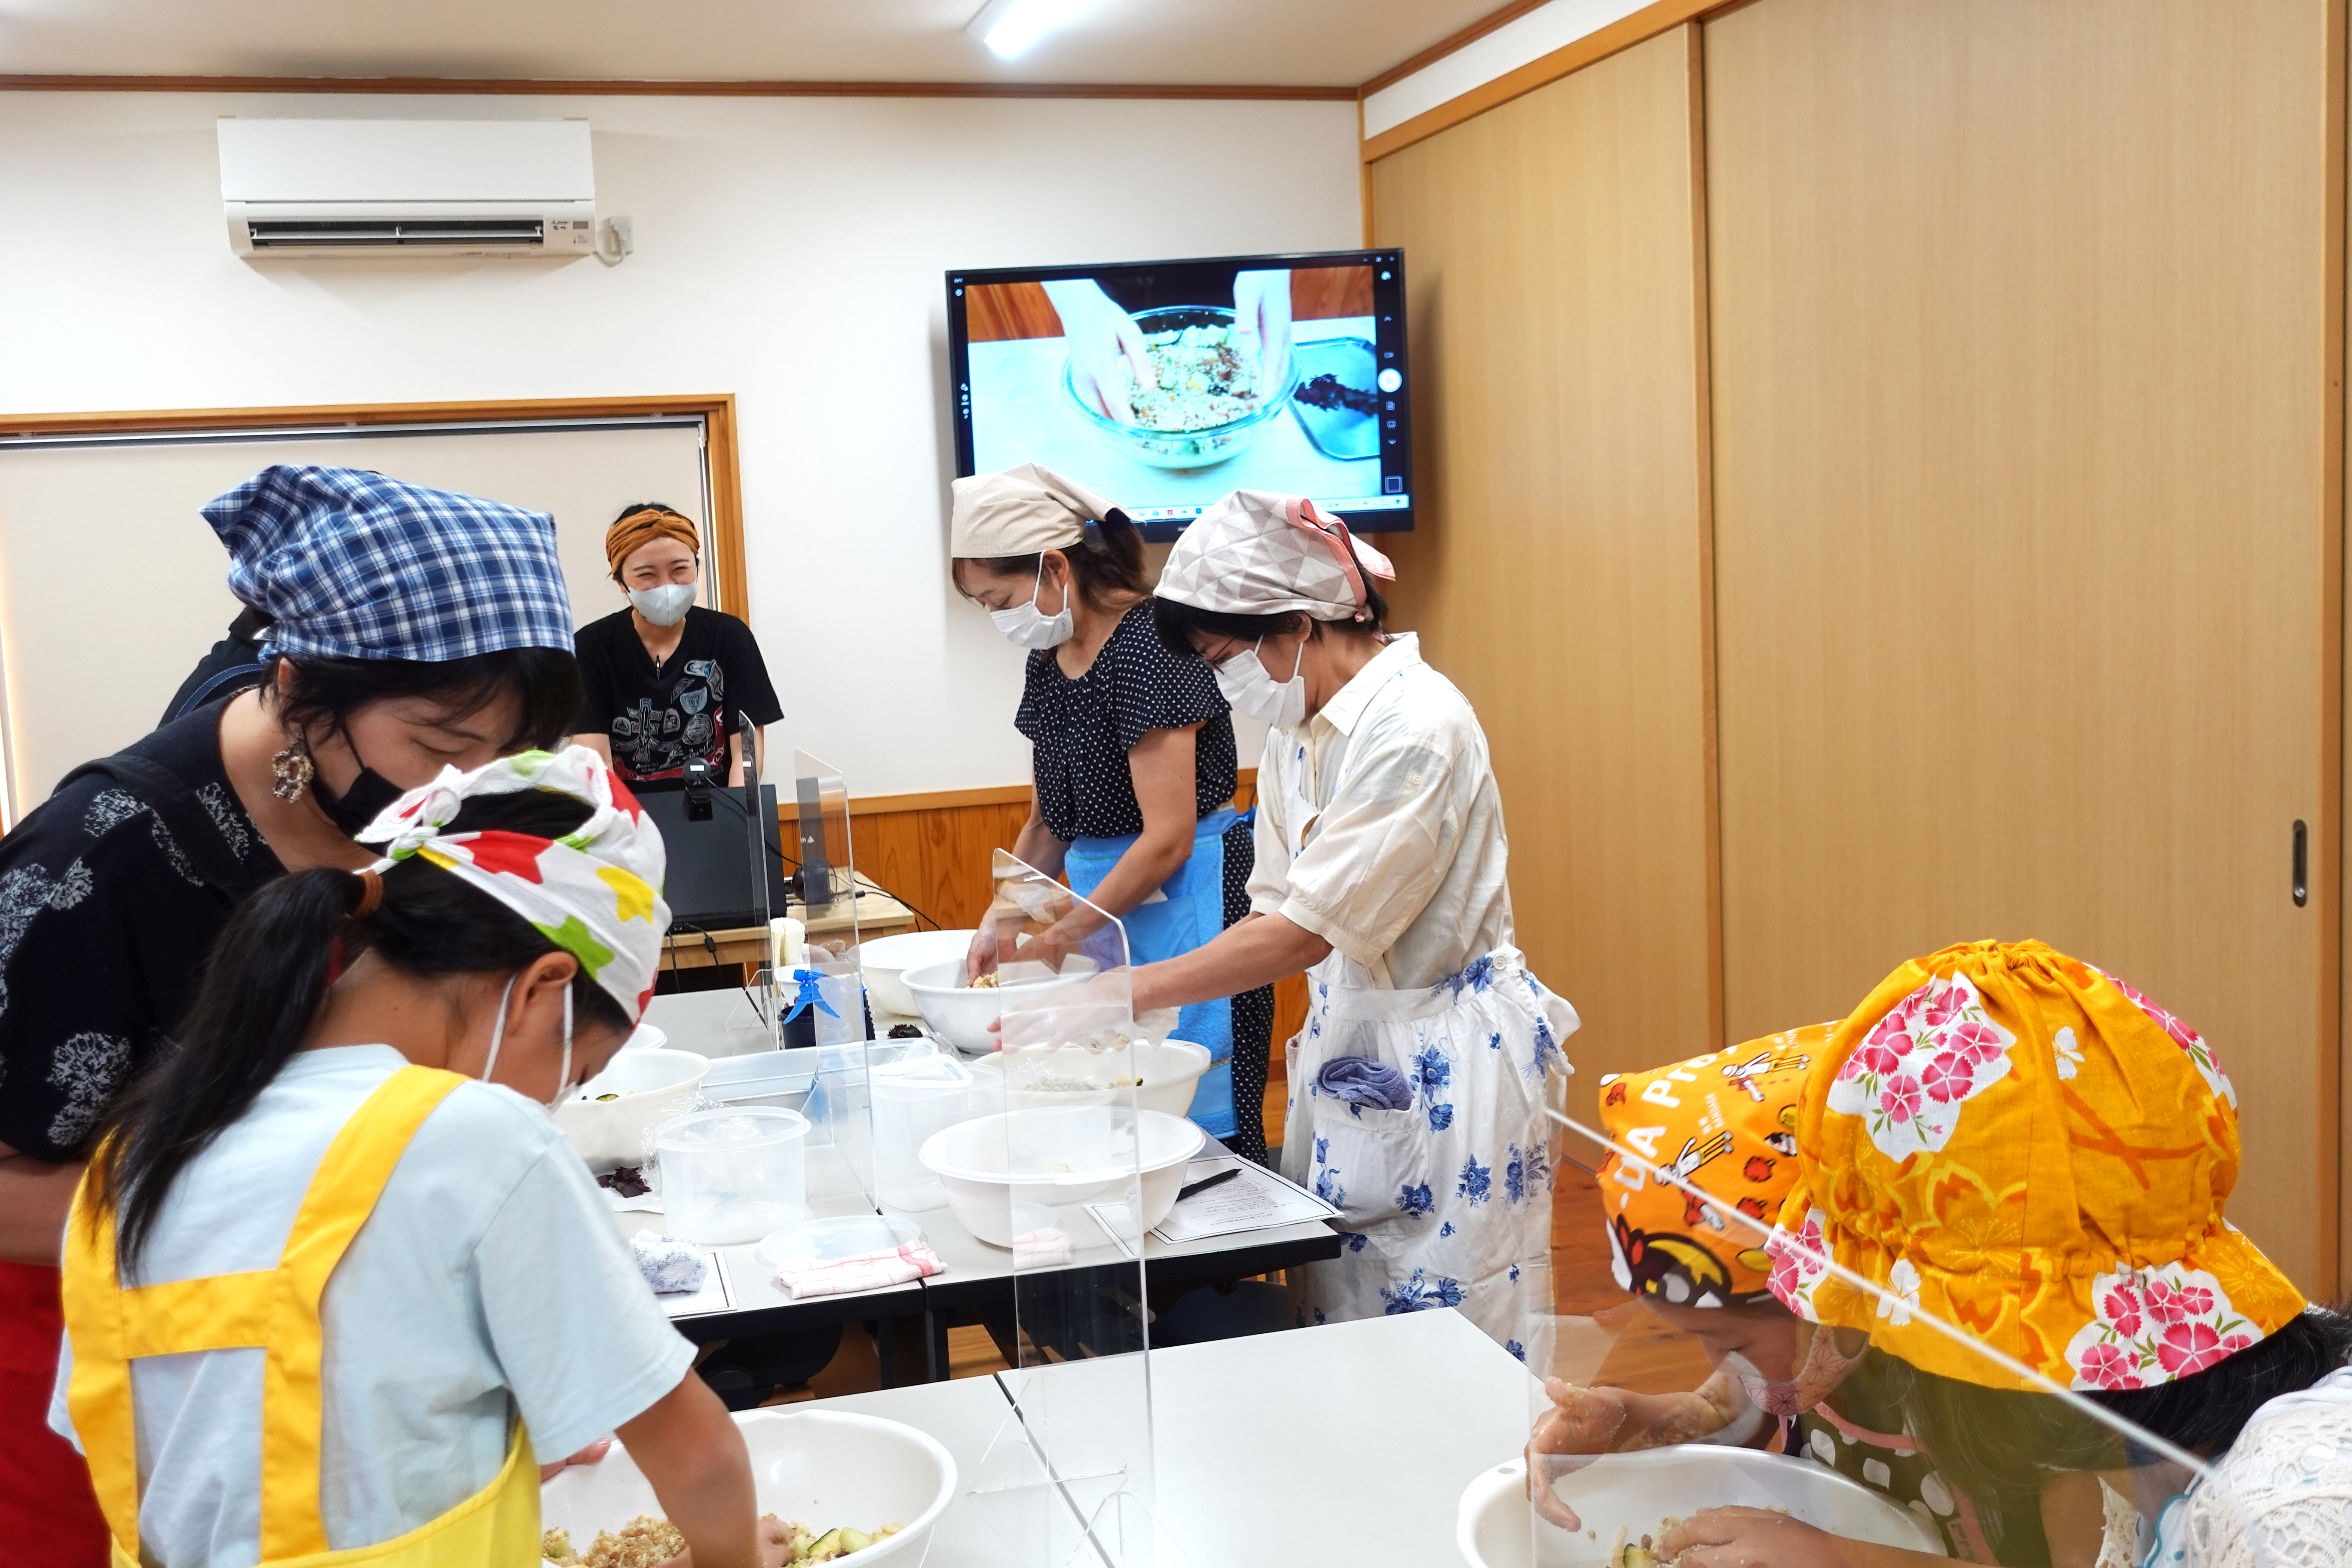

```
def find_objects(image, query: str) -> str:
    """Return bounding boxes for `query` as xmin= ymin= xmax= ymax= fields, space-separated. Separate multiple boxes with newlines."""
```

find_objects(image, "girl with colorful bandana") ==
xmin=47 ymin=749 xmax=794 ymax=1568
xmin=1660 ymin=941 xmax=2348 ymax=1568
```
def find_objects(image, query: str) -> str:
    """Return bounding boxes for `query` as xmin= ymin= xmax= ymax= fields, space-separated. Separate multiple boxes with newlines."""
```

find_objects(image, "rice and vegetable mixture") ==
xmin=543 ymin=1515 xmax=900 ymax=1568
xmin=1120 ymin=325 xmax=1261 ymax=432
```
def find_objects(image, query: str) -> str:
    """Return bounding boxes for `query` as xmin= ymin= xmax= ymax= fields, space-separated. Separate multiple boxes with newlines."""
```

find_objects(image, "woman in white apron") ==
xmin=1135 ymin=490 xmax=1578 ymax=1354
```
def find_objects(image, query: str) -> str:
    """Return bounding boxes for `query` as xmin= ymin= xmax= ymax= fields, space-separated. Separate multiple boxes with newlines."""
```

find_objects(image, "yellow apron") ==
xmin=61 ymin=1065 xmax=544 ymax=1567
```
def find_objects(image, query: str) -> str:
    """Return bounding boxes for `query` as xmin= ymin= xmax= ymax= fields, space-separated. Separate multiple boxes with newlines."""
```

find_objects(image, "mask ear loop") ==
xmin=551 ymin=982 xmax=574 ymax=1110
xmin=478 ymin=971 xmax=522 ymax=1085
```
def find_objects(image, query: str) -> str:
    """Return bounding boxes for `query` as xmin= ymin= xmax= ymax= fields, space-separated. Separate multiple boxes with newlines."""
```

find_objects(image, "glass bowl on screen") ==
xmin=1062 ymin=304 xmax=1304 ymax=470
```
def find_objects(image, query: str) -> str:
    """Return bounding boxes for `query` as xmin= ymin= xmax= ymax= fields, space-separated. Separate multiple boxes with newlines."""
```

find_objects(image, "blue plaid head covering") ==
xmin=204 ymin=466 xmax=575 ymax=662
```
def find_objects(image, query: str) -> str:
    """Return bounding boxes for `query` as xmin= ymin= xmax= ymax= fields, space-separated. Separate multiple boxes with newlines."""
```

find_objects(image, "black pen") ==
xmin=1176 ymin=1167 xmax=1245 ymax=1204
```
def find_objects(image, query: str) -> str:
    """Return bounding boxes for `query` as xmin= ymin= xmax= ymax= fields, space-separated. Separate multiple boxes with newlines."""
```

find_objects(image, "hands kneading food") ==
xmin=542 ymin=1515 xmax=900 ymax=1568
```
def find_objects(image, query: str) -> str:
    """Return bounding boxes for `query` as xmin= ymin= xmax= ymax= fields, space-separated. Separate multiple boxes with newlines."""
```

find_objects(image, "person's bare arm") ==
xmin=0 ymin=1142 xmax=81 ymax=1265
xmin=1664 ymin=1508 xmax=1950 ymax=1568
xmin=1130 ymin=911 xmax=1330 ymax=1016
xmin=572 ymin=734 xmax=615 ymax=767
xmin=1029 ymin=728 xmax=1200 ymax=962
xmin=618 ymin=1372 xmax=786 ymax=1568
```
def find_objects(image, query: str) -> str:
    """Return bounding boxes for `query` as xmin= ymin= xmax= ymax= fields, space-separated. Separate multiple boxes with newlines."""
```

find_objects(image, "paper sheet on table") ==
xmin=1150 ymin=1156 xmax=1340 ymax=1244
xmin=657 ymin=1250 xmax=735 ymax=1319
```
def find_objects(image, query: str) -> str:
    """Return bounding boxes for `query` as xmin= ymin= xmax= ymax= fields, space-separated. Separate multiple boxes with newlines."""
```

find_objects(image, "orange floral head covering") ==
xmin=1764 ymin=940 xmax=2304 ymax=1392
xmin=1596 ymin=1029 xmax=1827 ymax=1308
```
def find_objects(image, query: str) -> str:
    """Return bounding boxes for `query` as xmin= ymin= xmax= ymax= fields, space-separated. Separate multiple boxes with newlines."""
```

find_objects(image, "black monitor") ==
xmin=639 ymin=784 xmax=789 ymax=935
xmin=947 ymin=248 xmax=1412 ymax=540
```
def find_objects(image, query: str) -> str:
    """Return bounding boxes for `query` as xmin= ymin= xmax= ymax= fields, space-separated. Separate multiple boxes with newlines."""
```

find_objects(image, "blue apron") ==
xmin=1063 ymin=806 xmax=1239 ymax=1138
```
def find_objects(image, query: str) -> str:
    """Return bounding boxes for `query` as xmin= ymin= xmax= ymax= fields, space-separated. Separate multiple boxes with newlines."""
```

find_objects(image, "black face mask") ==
xmin=311 ymin=739 xmax=407 ymax=838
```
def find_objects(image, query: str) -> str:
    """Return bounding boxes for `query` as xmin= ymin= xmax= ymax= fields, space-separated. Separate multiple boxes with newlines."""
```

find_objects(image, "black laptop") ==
xmin=637 ymin=784 xmax=791 ymax=934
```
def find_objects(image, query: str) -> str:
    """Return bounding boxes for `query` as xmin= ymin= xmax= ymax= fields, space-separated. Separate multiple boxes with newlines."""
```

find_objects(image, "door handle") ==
xmin=2293 ymin=819 xmax=2308 ymax=907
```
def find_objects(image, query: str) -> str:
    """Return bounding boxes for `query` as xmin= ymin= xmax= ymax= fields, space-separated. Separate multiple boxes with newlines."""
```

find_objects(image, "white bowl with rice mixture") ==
xmin=540 ymin=1408 xmax=955 ymax=1566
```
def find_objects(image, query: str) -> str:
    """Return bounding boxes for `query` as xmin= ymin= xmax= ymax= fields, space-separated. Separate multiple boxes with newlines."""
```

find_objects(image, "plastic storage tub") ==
xmin=651 ymin=1106 xmax=811 ymax=1244
xmin=871 ymin=1053 xmax=982 ymax=1212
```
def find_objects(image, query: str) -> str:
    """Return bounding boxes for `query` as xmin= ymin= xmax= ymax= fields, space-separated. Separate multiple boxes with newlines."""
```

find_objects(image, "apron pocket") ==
xmin=1305 ymin=1098 xmax=1436 ymax=1247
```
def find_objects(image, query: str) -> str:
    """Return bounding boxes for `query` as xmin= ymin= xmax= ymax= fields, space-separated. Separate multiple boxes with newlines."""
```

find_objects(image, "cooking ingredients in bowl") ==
xmin=1124 ymin=323 xmax=1260 ymax=431
xmin=543 ymin=1513 xmax=899 ymax=1567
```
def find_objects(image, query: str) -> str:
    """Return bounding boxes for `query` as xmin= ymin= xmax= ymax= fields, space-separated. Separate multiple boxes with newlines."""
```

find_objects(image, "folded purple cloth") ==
xmin=1315 ymin=1054 xmax=1412 ymax=1111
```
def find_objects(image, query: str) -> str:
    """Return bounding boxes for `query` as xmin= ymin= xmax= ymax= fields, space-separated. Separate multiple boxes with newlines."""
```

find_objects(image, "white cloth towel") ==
xmin=772 ymin=1243 xmax=945 ymax=1300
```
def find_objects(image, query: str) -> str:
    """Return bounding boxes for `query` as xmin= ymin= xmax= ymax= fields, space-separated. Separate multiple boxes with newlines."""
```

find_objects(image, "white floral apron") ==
xmin=1280 ymin=946 xmax=1578 ymax=1357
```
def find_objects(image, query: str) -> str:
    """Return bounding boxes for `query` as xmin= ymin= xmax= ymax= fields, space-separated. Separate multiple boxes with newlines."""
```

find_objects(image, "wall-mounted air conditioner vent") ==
xmin=217 ymin=119 xmax=597 ymax=260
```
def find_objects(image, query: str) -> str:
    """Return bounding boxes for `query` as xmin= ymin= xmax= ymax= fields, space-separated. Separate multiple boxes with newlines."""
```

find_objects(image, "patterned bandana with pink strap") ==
xmin=1156 ymin=488 xmax=1396 ymax=622
xmin=355 ymin=745 xmax=670 ymax=1022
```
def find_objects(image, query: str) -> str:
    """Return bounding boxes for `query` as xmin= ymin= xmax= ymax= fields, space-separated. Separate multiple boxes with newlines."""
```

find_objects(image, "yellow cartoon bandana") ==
xmin=1764 ymin=940 xmax=2305 ymax=1391
xmin=1596 ymin=1028 xmax=1826 ymax=1308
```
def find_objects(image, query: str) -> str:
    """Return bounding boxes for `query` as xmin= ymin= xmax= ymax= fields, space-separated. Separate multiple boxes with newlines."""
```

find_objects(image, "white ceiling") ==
xmin=0 ymin=0 xmax=1496 ymax=88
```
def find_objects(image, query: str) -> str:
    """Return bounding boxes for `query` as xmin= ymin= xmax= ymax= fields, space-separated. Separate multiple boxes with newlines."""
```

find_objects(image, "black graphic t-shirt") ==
xmin=573 ymin=606 xmax=784 ymax=786
xmin=0 ymin=707 xmax=281 ymax=1161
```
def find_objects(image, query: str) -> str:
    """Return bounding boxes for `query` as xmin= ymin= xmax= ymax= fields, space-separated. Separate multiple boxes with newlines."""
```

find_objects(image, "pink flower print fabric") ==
xmin=2093 ymin=967 xmax=2236 ymax=1109
xmin=2063 ymin=1263 xmax=2256 ymax=1390
xmin=1825 ymin=973 xmax=2017 ymax=1162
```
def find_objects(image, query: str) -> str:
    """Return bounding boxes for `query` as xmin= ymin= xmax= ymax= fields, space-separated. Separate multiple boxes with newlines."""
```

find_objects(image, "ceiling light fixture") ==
xmin=966 ymin=0 xmax=1087 ymax=59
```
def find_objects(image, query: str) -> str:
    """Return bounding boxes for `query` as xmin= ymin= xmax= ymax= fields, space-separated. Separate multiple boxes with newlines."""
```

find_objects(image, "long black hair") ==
xmin=1150 ymin=580 xmax=1390 ymax=662
xmin=1889 ymin=1305 xmax=2352 ymax=1505
xmin=265 ymin=647 xmax=583 ymax=760
xmin=954 ymin=509 xmax=1151 ymax=614
xmin=87 ymin=787 xmax=631 ymax=1273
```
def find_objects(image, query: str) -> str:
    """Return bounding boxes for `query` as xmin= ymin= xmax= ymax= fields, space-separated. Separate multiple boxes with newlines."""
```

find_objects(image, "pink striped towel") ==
xmin=773 ymin=1243 xmax=946 ymax=1300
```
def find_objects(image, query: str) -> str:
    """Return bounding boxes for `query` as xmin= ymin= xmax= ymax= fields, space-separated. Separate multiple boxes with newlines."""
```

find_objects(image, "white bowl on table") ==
xmin=855 ymin=928 xmax=980 ymax=1017
xmin=1457 ymin=1445 xmax=1948 ymax=1568
xmin=551 ymin=1048 xmax=708 ymax=1171
xmin=540 ymin=1407 xmax=955 ymax=1565
xmin=970 ymin=1037 xmax=1213 ymax=1118
xmin=916 ymin=1104 xmax=1205 ymax=1248
xmin=900 ymin=955 xmax=1102 ymax=1053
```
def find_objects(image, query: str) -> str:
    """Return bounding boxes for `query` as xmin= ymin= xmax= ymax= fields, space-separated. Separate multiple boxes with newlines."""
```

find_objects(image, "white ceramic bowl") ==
xmin=900 ymin=956 xmax=1102 ymax=1052
xmin=916 ymin=1104 xmax=1205 ymax=1248
xmin=540 ymin=1407 xmax=955 ymax=1565
xmin=1456 ymin=1446 xmax=1948 ymax=1568
xmin=970 ymin=1038 xmax=1213 ymax=1118
xmin=551 ymin=1048 xmax=709 ymax=1170
xmin=856 ymin=928 xmax=980 ymax=1017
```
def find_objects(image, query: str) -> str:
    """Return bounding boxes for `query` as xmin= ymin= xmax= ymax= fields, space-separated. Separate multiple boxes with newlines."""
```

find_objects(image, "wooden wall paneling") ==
xmin=1705 ymin=0 xmax=2337 ymax=1288
xmin=1369 ymin=24 xmax=1719 ymax=1099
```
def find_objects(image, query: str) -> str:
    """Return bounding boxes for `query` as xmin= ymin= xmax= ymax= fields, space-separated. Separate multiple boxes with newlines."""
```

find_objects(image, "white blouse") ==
xmin=1246 ymin=633 xmax=1516 ymax=990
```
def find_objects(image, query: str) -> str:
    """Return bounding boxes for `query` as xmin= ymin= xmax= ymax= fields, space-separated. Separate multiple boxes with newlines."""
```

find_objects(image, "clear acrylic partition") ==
xmin=1488 ymin=1047 xmax=2260 ymax=1568
xmin=965 ymin=852 xmax=1190 ymax=1565
xmin=777 ymin=749 xmax=877 ymax=1209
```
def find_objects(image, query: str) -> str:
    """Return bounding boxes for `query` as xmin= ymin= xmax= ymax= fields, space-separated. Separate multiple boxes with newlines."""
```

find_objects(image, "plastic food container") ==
xmin=916 ymin=1105 xmax=1204 ymax=1249
xmin=551 ymin=1048 xmax=709 ymax=1171
xmin=754 ymin=1213 xmax=925 ymax=1271
xmin=540 ymin=1408 xmax=955 ymax=1568
xmin=855 ymin=929 xmax=980 ymax=1017
xmin=871 ymin=1054 xmax=981 ymax=1212
xmin=971 ymin=1038 xmax=1212 ymax=1118
xmin=1456 ymin=1446 xmax=1948 ymax=1567
xmin=651 ymin=1106 xmax=811 ymax=1244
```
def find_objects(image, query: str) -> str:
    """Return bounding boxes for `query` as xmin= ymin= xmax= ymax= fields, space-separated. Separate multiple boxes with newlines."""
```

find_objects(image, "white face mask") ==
xmin=987 ymin=559 xmax=1075 ymax=650
xmin=628 ymin=582 xmax=697 ymax=627
xmin=479 ymin=970 xmax=575 ymax=1111
xmin=1216 ymin=635 xmax=1308 ymax=729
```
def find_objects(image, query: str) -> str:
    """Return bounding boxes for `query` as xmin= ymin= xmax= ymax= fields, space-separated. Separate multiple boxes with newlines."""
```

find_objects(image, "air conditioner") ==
xmin=217 ymin=119 xmax=597 ymax=259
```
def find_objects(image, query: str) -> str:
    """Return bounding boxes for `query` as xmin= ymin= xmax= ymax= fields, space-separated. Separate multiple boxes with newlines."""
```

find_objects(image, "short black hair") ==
xmin=1149 ymin=580 xmax=1389 ymax=662
xmin=266 ymin=647 xmax=584 ymax=757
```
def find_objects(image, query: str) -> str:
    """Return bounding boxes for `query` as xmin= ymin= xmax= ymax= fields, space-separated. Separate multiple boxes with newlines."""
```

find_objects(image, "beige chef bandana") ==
xmin=949 ymin=463 xmax=1118 ymax=558
xmin=1156 ymin=489 xmax=1396 ymax=622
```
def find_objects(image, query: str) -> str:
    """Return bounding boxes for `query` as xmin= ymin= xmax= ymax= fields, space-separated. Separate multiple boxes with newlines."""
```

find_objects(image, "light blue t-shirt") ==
xmin=50 ymin=1045 xmax=695 ymax=1567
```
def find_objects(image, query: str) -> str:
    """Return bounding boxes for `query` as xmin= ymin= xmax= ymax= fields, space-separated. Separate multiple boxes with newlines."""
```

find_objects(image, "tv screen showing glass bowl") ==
xmin=947 ymin=248 xmax=1412 ymax=540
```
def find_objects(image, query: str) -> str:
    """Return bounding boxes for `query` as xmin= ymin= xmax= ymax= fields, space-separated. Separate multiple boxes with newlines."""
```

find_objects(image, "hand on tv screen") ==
xmin=1042 ymin=278 xmax=1153 ymax=423
xmin=1233 ymin=269 xmax=1294 ymax=400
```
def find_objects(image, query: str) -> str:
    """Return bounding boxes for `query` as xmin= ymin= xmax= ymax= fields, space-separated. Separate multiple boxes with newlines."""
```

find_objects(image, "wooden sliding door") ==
xmin=1369 ymin=25 xmax=1720 ymax=1088
xmin=1703 ymin=0 xmax=2340 ymax=1287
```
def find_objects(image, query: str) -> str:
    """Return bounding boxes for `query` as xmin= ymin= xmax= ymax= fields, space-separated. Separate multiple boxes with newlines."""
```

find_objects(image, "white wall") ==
xmin=1362 ymin=0 xmax=1650 ymax=138
xmin=0 ymin=91 xmax=1361 ymax=796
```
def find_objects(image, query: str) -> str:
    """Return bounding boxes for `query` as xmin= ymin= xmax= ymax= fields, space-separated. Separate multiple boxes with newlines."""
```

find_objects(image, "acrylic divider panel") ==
xmin=785 ymin=748 xmax=879 ymax=1209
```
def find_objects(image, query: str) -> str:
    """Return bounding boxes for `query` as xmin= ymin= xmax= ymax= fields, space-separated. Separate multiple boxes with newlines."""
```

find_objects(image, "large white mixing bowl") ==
xmin=1457 ymin=1445 xmax=1947 ymax=1567
xmin=540 ymin=1407 xmax=955 ymax=1565
xmin=917 ymin=1104 xmax=1204 ymax=1248
xmin=970 ymin=1037 xmax=1213 ymax=1117
xmin=551 ymin=1048 xmax=708 ymax=1170
xmin=900 ymin=955 xmax=1102 ymax=1052
xmin=855 ymin=928 xmax=980 ymax=1017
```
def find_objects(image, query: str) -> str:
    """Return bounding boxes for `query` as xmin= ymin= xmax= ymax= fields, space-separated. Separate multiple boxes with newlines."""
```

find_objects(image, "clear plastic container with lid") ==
xmin=651 ymin=1106 xmax=810 ymax=1244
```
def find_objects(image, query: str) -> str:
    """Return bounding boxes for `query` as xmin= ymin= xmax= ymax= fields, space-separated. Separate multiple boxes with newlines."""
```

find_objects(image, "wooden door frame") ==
xmin=0 ymin=394 xmax=751 ymax=616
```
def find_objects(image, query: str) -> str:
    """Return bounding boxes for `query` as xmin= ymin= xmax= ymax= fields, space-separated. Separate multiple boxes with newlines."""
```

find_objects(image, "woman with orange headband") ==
xmin=572 ymin=503 xmax=781 ymax=789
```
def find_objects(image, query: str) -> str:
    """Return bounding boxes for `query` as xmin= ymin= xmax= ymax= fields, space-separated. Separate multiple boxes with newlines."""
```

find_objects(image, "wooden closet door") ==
xmin=1704 ymin=0 xmax=2339 ymax=1288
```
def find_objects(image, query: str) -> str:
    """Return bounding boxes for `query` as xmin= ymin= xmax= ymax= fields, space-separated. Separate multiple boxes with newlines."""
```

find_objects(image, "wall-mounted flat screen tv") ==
xmin=947 ymin=248 xmax=1411 ymax=539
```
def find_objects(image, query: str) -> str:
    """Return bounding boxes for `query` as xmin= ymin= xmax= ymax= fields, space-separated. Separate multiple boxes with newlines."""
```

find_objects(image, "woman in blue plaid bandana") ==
xmin=0 ymin=465 xmax=583 ymax=1565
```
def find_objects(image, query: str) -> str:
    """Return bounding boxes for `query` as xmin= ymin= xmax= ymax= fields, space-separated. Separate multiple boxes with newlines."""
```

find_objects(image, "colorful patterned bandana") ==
xmin=205 ymin=466 xmax=575 ymax=662
xmin=1156 ymin=489 xmax=1396 ymax=623
xmin=1596 ymin=1029 xmax=1825 ymax=1307
xmin=356 ymin=746 xmax=668 ymax=1022
xmin=1764 ymin=940 xmax=2305 ymax=1392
